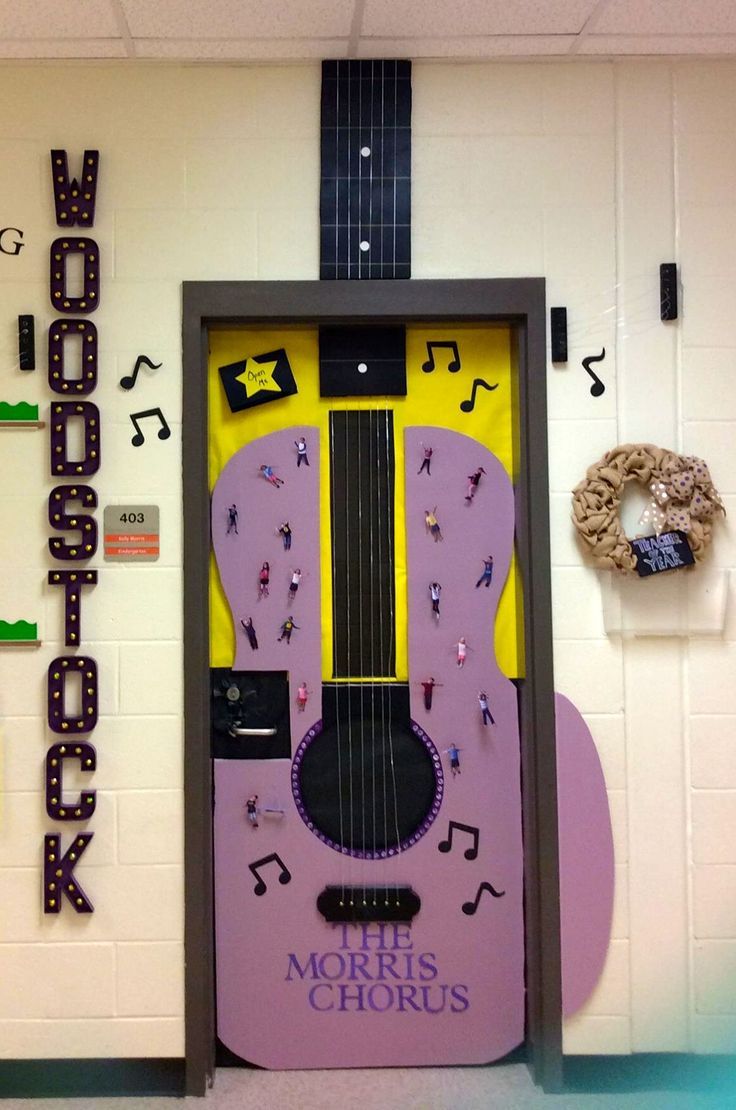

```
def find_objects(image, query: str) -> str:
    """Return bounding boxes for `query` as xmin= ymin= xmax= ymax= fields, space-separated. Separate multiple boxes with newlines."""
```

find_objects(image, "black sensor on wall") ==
xmin=660 ymin=263 xmax=678 ymax=321
xmin=550 ymin=307 xmax=568 ymax=363
xmin=18 ymin=315 xmax=35 ymax=370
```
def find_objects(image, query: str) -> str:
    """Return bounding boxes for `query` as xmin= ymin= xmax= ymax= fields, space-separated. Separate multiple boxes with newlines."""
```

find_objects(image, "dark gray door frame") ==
xmin=181 ymin=278 xmax=561 ymax=1095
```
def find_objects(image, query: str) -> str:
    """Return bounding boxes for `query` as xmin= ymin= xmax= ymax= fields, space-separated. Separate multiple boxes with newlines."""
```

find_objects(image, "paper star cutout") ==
xmin=235 ymin=358 xmax=281 ymax=399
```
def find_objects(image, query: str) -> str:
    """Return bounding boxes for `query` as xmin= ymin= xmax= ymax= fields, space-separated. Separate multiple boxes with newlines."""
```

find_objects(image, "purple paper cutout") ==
xmin=211 ymin=426 xmax=322 ymax=680
xmin=48 ymin=484 xmax=98 ymax=560
xmin=50 ymin=150 xmax=99 ymax=227
xmin=49 ymin=237 xmax=100 ymax=315
xmin=47 ymin=569 xmax=97 ymax=646
xmin=49 ymin=402 xmax=101 ymax=478
xmin=213 ymin=425 xmax=525 ymax=1069
xmin=556 ymin=691 xmax=615 ymax=1016
xmin=47 ymin=656 xmax=98 ymax=735
xmin=44 ymin=833 xmax=94 ymax=913
xmin=45 ymin=741 xmax=97 ymax=821
xmin=48 ymin=318 xmax=98 ymax=395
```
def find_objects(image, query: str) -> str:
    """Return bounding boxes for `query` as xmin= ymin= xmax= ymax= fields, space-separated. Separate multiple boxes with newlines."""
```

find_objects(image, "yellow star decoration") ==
xmin=235 ymin=358 xmax=282 ymax=399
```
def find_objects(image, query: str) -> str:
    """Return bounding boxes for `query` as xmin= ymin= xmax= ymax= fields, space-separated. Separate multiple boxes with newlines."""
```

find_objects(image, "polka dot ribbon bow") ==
xmin=638 ymin=455 xmax=725 ymax=536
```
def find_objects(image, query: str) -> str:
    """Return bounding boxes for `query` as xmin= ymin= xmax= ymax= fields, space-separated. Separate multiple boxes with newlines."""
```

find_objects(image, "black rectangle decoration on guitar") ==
xmin=319 ymin=325 xmax=407 ymax=397
xmin=320 ymin=59 xmax=412 ymax=280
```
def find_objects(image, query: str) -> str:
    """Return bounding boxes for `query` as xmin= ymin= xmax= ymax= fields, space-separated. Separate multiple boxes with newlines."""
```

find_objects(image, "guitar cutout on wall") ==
xmin=211 ymin=416 xmax=526 ymax=1069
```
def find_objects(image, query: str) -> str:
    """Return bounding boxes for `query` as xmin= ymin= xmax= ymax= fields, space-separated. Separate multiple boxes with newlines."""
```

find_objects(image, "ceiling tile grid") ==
xmin=1 ymin=0 xmax=736 ymax=61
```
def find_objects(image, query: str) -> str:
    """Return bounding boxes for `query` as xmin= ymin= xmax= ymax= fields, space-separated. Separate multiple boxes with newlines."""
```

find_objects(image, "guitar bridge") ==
xmin=317 ymin=885 xmax=420 ymax=924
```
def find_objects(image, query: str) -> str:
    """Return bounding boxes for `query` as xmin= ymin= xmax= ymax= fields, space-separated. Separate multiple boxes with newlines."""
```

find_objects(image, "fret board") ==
xmin=329 ymin=409 xmax=396 ymax=678
xmin=320 ymin=59 xmax=412 ymax=280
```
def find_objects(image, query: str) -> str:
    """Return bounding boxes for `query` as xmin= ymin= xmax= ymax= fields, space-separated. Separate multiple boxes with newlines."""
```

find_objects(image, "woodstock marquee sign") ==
xmin=44 ymin=149 xmax=102 ymax=914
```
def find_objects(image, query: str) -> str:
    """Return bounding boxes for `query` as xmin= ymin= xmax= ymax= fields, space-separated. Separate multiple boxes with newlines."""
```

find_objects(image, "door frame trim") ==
xmin=181 ymin=278 xmax=561 ymax=1094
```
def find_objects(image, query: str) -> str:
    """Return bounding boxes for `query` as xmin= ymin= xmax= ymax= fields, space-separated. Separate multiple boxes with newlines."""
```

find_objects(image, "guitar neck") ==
xmin=320 ymin=59 xmax=412 ymax=281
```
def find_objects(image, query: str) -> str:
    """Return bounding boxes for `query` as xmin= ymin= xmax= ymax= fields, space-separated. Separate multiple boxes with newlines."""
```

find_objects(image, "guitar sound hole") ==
xmin=292 ymin=696 xmax=443 ymax=859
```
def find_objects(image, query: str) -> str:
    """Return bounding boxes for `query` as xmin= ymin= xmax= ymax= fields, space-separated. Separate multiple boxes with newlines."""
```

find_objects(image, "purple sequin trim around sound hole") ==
xmin=291 ymin=719 xmax=444 ymax=860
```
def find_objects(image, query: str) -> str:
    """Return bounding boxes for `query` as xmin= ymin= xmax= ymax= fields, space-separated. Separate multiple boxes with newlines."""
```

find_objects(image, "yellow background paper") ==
xmin=208 ymin=324 xmax=524 ymax=679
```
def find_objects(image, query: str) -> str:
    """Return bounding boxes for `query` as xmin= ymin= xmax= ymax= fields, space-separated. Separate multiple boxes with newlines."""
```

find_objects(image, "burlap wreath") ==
xmin=571 ymin=444 xmax=725 ymax=572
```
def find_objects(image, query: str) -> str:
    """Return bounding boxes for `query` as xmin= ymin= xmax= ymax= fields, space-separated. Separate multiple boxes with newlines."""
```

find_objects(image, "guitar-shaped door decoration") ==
xmin=211 ymin=414 xmax=524 ymax=1068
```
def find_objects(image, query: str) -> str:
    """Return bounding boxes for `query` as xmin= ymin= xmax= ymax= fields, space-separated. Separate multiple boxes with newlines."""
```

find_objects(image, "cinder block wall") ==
xmin=0 ymin=59 xmax=733 ymax=1059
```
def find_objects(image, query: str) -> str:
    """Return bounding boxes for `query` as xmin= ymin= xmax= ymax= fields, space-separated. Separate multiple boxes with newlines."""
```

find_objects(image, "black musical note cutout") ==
xmin=438 ymin=820 xmax=480 ymax=861
xmin=582 ymin=347 xmax=606 ymax=397
xmin=422 ymin=340 xmax=461 ymax=374
xmin=120 ymin=354 xmax=163 ymax=391
xmin=459 ymin=378 xmax=498 ymax=414
xmin=248 ymin=852 xmax=292 ymax=896
xmin=129 ymin=407 xmax=171 ymax=447
xmin=461 ymin=880 xmax=506 ymax=915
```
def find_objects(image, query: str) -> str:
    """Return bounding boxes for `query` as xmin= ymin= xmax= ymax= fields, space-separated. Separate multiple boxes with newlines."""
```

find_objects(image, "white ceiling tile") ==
xmin=595 ymin=0 xmax=736 ymax=36
xmin=122 ymin=0 xmax=353 ymax=39
xmin=0 ymin=1 xmax=120 ymax=38
xmin=134 ymin=38 xmax=347 ymax=59
xmin=357 ymin=36 xmax=577 ymax=58
xmin=363 ymin=0 xmax=598 ymax=37
xmin=581 ymin=35 xmax=736 ymax=54
xmin=0 ymin=38 xmax=126 ymax=58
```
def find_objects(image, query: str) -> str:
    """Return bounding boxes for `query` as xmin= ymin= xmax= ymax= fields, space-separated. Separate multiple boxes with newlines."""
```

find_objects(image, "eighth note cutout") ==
xmin=120 ymin=354 xmax=163 ymax=391
xmin=129 ymin=407 xmax=171 ymax=447
xmin=582 ymin=347 xmax=606 ymax=397
xmin=460 ymin=378 xmax=498 ymax=413
xmin=249 ymin=851 xmax=292 ymax=896
xmin=422 ymin=340 xmax=461 ymax=374
xmin=438 ymin=820 xmax=480 ymax=861
xmin=461 ymin=880 xmax=506 ymax=915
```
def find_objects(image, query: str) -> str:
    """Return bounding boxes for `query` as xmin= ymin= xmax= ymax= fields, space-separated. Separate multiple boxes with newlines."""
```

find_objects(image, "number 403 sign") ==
xmin=103 ymin=505 xmax=160 ymax=561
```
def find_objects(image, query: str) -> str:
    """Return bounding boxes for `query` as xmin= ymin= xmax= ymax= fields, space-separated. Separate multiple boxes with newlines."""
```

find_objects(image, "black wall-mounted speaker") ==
xmin=660 ymin=263 xmax=678 ymax=321
xmin=550 ymin=307 xmax=568 ymax=363
xmin=18 ymin=315 xmax=35 ymax=370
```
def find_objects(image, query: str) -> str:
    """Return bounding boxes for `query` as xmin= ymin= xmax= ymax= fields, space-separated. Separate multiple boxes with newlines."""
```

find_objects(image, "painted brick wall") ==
xmin=0 ymin=59 xmax=734 ymax=1059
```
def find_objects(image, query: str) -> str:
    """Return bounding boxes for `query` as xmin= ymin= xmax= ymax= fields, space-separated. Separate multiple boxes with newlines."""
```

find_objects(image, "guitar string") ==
xmin=344 ymin=411 xmax=355 ymax=901
xmin=329 ymin=414 xmax=346 ymax=904
xmin=347 ymin=60 xmax=351 ymax=281
xmin=335 ymin=61 xmax=340 ymax=279
xmin=368 ymin=408 xmax=377 ymax=903
xmin=380 ymin=59 xmax=385 ymax=277
xmin=368 ymin=60 xmax=374 ymax=283
xmin=392 ymin=60 xmax=397 ymax=279
xmin=358 ymin=64 xmax=363 ymax=280
xmin=367 ymin=65 xmax=378 ymax=902
xmin=356 ymin=410 xmax=366 ymax=903
xmin=375 ymin=407 xmax=389 ymax=903
xmin=385 ymin=408 xmax=402 ymax=899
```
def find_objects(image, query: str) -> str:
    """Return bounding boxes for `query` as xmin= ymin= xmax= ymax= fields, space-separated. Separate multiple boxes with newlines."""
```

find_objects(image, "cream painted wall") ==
xmin=0 ymin=59 xmax=734 ymax=1060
